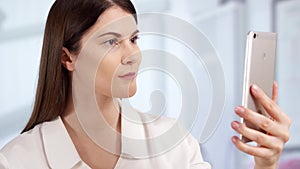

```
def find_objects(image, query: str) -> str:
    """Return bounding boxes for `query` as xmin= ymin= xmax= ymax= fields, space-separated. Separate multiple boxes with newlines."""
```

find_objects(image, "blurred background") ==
xmin=0 ymin=0 xmax=299 ymax=169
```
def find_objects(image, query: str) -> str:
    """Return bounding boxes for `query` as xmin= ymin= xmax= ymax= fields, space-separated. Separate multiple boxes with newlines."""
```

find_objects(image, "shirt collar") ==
xmin=41 ymin=117 xmax=82 ymax=169
xmin=120 ymin=100 xmax=153 ymax=159
xmin=40 ymin=103 xmax=151 ymax=168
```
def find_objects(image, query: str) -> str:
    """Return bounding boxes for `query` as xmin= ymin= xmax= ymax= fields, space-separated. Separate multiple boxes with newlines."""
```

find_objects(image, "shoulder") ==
xmin=140 ymin=113 xmax=176 ymax=127
xmin=0 ymin=123 xmax=43 ymax=156
xmin=0 ymin=119 xmax=59 ymax=168
xmin=139 ymin=113 xmax=179 ymax=137
xmin=0 ymin=152 xmax=9 ymax=169
xmin=138 ymin=112 xmax=196 ymax=148
xmin=1 ymin=117 xmax=63 ymax=154
xmin=139 ymin=113 xmax=211 ymax=168
xmin=0 ymin=123 xmax=45 ymax=168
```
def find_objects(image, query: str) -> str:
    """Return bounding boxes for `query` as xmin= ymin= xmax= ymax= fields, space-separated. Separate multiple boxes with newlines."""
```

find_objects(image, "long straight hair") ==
xmin=22 ymin=0 xmax=137 ymax=133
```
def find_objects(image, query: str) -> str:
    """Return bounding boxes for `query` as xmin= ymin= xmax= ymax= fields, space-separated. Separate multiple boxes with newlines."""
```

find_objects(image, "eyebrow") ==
xmin=97 ymin=30 xmax=139 ymax=38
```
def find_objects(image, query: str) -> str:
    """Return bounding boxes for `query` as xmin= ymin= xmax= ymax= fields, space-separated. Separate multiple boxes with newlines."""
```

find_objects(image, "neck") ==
xmin=96 ymin=95 xmax=121 ymax=132
xmin=61 ymin=92 xmax=122 ymax=163
xmin=61 ymin=91 xmax=121 ymax=135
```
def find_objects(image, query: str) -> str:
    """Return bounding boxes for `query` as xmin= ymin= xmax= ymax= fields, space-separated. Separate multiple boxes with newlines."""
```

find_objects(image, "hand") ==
xmin=231 ymin=82 xmax=291 ymax=169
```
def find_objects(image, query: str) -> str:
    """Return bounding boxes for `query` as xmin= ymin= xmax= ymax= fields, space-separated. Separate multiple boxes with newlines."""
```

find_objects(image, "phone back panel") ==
xmin=241 ymin=31 xmax=277 ymax=142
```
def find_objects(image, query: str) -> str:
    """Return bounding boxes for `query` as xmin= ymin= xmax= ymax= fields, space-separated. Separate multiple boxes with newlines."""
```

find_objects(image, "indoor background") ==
xmin=0 ymin=0 xmax=299 ymax=169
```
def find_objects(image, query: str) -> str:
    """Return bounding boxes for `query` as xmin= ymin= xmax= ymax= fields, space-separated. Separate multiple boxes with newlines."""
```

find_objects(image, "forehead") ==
xmin=84 ymin=6 xmax=137 ymax=40
xmin=98 ymin=6 xmax=136 ymax=28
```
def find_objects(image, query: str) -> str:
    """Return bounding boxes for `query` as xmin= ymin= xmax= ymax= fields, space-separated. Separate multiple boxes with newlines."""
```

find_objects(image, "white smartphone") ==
xmin=241 ymin=31 xmax=277 ymax=143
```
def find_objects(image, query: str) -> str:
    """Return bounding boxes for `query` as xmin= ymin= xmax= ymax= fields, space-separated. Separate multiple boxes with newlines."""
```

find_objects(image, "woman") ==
xmin=0 ymin=0 xmax=291 ymax=168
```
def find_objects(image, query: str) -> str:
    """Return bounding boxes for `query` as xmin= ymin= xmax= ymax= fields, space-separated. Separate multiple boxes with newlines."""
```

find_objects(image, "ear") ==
xmin=61 ymin=47 xmax=77 ymax=71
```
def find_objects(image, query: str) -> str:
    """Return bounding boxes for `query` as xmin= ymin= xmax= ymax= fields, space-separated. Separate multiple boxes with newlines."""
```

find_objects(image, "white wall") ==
xmin=190 ymin=2 xmax=245 ymax=168
xmin=0 ymin=0 xmax=54 ymax=147
xmin=275 ymin=1 xmax=300 ymax=168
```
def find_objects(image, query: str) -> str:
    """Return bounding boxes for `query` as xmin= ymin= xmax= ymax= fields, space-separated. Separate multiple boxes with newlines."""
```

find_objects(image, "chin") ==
xmin=112 ymin=82 xmax=137 ymax=98
xmin=122 ymin=84 xmax=137 ymax=98
xmin=127 ymin=88 xmax=137 ymax=98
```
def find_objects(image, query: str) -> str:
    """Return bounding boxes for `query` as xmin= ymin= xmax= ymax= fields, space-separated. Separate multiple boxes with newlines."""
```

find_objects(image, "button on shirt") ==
xmin=0 ymin=110 xmax=211 ymax=169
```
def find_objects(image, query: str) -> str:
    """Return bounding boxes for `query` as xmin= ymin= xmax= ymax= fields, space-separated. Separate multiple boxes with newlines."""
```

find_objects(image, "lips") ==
xmin=118 ymin=72 xmax=136 ymax=80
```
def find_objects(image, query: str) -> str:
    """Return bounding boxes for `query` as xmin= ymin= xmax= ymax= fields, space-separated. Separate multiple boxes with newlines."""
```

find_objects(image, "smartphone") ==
xmin=240 ymin=31 xmax=277 ymax=143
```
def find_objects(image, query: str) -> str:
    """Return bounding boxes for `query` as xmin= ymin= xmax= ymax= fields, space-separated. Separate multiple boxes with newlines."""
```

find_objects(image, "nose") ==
xmin=121 ymin=40 xmax=141 ymax=65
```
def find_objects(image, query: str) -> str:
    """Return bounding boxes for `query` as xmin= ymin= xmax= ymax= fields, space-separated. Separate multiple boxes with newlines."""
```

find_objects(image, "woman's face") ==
xmin=78 ymin=6 xmax=141 ymax=99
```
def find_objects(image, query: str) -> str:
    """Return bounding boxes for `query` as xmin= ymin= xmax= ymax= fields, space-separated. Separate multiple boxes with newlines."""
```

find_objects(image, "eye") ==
xmin=104 ymin=38 xmax=119 ymax=46
xmin=130 ymin=35 xmax=140 ymax=44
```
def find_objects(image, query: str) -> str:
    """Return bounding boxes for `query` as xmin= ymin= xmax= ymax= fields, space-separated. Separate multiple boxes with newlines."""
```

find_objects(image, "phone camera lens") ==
xmin=253 ymin=33 xmax=257 ymax=39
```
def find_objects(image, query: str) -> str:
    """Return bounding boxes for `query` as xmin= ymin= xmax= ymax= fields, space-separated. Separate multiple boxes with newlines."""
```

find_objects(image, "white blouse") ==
xmin=0 ymin=110 xmax=211 ymax=169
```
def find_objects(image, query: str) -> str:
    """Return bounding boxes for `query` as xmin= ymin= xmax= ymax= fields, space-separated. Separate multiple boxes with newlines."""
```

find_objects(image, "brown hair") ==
xmin=22 ymin=0 xmax=137 ymax=133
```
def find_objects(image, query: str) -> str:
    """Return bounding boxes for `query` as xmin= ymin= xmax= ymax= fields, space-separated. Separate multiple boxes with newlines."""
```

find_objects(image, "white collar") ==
xmin=41 ymin=117 xmax=82 ymax=169
xmin=120 ymin=101 xmax=151 ymax=158
xmin=40 ymin=105 xmax=151 ymax=168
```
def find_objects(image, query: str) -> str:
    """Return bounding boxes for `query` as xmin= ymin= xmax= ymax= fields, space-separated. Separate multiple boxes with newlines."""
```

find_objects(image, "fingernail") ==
xmin=231 ymin=121 xmax=240 ymax=130
xmin=232 ymin=137 xmax=238 ymax=143
xmin=274 ymin=81 xmax=278 ymax=87
xmin=251 ymin=84 xmax=259 ymax=95
xmin=235 ymin=106 xmax=245 ymax=116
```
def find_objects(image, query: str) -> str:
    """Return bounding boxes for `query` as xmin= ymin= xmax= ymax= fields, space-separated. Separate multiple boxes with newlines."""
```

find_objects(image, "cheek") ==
xmin=95 ymin=55 xmax=121 ymax=95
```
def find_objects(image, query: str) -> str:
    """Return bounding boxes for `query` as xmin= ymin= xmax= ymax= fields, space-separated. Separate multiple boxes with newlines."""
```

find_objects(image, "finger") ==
xmin=231 ymin=121 xmax=282 ymax=147
xmin=272 ymin=81 xmax=278 ymax=102
xmin=250 ymin=85 xmax=283 ymax=122
xmin=231 ymin=136 xmax=277 ymax=158
xmin=251 ymin=84 xmax=291 ymax=127
xmin=234 ymin=106 xmax=289 ymax=142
